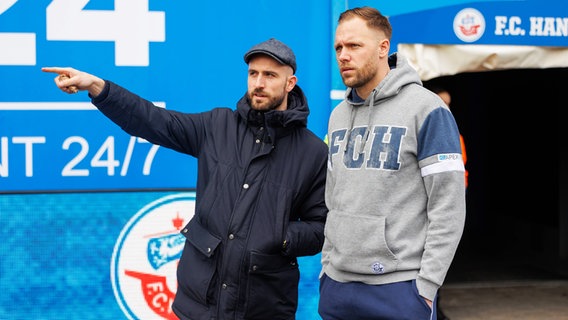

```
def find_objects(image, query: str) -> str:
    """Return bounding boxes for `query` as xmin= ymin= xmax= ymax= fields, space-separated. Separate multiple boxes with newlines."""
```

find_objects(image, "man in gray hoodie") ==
xmin=319 ymin=7 xmax=466 ymax=320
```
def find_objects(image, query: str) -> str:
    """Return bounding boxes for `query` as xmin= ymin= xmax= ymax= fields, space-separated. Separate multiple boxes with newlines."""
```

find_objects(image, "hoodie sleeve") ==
xmin=415 ymin=106 xmax=467 ymax=300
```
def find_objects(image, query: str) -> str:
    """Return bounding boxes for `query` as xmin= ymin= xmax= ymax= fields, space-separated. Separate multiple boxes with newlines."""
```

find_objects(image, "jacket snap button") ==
xmin=252 ymin=265 xmax=258 ymax=271
xmin=229 ymin=234 xmax=234 ymax=240
xmin=243 ymin=183 xmax=249 ymax=189
xmin=222 ymin=283 xmax=227 ymax=289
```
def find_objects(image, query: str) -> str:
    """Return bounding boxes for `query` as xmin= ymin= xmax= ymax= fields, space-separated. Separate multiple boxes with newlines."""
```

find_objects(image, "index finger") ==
xmin=41 ymin=67 xmax=69 ymax=75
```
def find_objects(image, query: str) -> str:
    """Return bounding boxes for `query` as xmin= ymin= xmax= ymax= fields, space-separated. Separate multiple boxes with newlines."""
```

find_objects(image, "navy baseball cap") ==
xmin=243 ymin=38 xmax=297 ymax=74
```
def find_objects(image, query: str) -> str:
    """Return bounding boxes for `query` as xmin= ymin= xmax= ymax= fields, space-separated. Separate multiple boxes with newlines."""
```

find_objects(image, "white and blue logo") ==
xmin=453 ymin=8 xmax=486 ymax=43
xmin=111 ymin=193 xmax=196 ymax=320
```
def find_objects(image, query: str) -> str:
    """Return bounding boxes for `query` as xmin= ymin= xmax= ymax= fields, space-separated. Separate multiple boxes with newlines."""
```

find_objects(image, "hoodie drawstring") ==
xmin=358 ymin=89 xmax=376 ymax=154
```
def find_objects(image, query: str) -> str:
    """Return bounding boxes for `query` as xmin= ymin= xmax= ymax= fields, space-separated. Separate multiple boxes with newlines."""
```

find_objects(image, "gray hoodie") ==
xmin=321 ymin=53 xmax=466 ymax=301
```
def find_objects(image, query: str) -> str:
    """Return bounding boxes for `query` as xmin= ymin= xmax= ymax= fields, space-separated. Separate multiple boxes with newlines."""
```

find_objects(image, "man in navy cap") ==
xmin=43 ymin=38 xmax=328 ymax=320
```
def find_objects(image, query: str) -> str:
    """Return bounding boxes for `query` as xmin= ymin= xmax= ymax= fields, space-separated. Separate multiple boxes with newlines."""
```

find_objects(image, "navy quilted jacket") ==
xmin=91 ymin=81 xmax=328 ymax=320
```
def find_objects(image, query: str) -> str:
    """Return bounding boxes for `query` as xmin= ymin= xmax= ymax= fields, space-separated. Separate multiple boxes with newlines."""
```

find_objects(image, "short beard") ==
xmin=249 ymin=88 xmax=287 ymax=111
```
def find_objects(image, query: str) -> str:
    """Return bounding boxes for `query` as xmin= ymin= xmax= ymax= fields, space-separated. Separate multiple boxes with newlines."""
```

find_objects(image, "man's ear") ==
xmin=379 ymin=38 xmax=390 ymax=57
xmin=286 ymin=75 xmax=298 ymax=92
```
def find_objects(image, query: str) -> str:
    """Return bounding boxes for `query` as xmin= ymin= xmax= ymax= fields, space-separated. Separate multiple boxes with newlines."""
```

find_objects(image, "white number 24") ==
xmin=0 ymin=0 xmax=165 ymax=66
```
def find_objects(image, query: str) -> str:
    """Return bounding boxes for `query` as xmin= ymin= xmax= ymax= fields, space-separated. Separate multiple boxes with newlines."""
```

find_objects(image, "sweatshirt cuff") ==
xmin=415 ymin=276 xmax=439 ymax=301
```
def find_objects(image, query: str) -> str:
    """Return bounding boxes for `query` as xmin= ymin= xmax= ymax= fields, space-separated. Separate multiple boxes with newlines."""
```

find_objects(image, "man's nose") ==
xmin=338 ymin=50 xmax=350 ymax=61
xmin=255 ymin=75 xmax=266 ymax=87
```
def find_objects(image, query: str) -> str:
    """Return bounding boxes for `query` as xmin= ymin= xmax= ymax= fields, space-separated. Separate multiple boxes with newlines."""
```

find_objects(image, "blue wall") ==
xmin=1 ymin=0 xmax=331 ymax=192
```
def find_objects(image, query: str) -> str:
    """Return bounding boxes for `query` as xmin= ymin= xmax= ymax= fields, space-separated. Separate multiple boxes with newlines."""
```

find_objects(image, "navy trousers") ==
xmin=318 ymin=273 xmax=437 ymax=320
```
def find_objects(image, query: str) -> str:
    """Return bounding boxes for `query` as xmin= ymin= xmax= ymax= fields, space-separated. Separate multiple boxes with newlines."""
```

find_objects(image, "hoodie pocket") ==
xmin=177 ymin=218 xmax=222 ymax=305
xmin=244 ymin=251 xmax=299 ymax=320
xmin=325 ymin=210 xmax=398 ymax=274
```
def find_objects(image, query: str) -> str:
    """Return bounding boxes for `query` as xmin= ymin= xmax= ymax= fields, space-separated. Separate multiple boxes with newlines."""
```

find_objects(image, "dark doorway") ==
xmin=424 ymin=68 xmax=568 ymax=283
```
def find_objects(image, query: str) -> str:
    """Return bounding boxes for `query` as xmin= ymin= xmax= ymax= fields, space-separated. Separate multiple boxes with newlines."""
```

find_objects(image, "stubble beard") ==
xmin=341 ymin=56 xmax=379 ymax=90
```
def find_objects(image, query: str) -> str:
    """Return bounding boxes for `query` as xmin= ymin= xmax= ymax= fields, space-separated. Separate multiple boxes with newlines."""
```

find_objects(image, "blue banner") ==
xmin=389 ymin=1 xmax=568 ymax=47
xmin=330 ymin=0 xmax=568 ymax=103
xmin=0 ymin=0 xmax=330 ymax=193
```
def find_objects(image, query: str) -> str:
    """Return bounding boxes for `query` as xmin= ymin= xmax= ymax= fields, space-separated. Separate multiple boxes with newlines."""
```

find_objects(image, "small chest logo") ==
xmin=111 ymin=193 xmax=196 ymax=320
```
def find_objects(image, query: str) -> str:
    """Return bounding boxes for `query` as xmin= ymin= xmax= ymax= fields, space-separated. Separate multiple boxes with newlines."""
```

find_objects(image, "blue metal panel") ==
xmin=0 ymin=0 xmax=331 ymax=192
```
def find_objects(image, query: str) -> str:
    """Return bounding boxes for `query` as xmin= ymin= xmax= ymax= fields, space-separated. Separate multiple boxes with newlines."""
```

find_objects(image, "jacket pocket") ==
xmin=244 ymin=251 xmax=299 ymax=320
xmin=177 ymin=218 xmax=222 ymax=305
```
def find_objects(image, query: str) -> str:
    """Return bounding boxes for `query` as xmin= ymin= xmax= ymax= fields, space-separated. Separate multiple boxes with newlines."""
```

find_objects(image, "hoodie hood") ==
xmin=345 ymin=53 xmax=422 ymax=106
xmin=344 ymin=53 xmax=422 ymax=152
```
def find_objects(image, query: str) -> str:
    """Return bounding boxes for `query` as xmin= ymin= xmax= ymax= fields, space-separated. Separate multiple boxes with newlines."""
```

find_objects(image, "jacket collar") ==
xmin=237 ymin=85 xmax=309 ymax=141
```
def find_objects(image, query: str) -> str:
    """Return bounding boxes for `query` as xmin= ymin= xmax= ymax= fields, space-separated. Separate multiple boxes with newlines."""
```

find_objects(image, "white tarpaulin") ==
xmin=398 ymin=44 xmax=568 ymax=81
